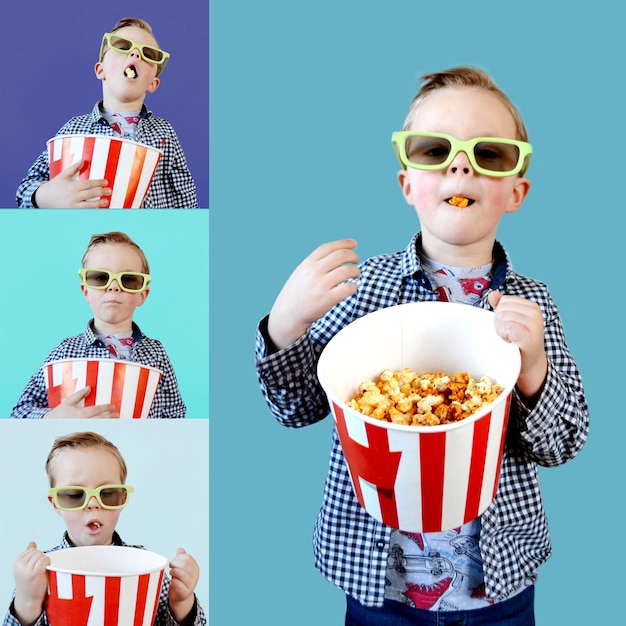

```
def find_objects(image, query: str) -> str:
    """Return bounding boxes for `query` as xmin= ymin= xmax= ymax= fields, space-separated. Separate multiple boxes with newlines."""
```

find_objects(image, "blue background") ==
xmin=210 ymin=1 xmax=616 ymax=624
xmin=0 ymin=0 xmax=208 ymax=208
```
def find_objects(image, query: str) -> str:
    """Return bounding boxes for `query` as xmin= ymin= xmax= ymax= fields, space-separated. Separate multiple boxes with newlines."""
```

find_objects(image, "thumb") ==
xmin=66 ymin=386 xmax=91 ymax=404
xmin=487 ymin=290 xmax=503 ymax=310
xmin=176 ymin=547 xmax=187 ymax=557
xmin=26 ymin=541 xmax=37 ymax=550
xmin=62 ymin=159 xmax=84 ymax=178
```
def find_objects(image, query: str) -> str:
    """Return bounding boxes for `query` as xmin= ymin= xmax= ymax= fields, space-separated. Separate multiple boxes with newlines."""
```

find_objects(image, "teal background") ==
xmin=0 ymin=210 xmax=209 ymax=418
xmin=211 ymin=1 xmax=616 ymax=624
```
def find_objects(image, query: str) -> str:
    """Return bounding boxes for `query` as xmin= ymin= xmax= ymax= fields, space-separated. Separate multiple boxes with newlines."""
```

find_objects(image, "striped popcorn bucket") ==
xmin=317 ymin=302 xmax=521 ymax=533
xmin=47 ymin=134 xmax=162 ymax=208
xmin=46 ymin=546 xmax=167 ymax=626
xmin=44 ymin=358 xmax=162 ymax=419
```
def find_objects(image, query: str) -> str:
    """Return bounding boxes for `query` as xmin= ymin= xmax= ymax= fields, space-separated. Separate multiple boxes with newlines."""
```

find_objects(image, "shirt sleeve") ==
xmin=154 ymin=574 xmax=207 ymax=626
xmin=15 ymin=148 xmax=50 ymax=208
xmin=10 ymin=362 xmax=51 ymax=419
xmin=255 ymin=314 xmax=335 ymax=429
xmin=506 ymin=286 xmax=589 ymax=466
xmin=145 ymin=342 xmax=186 ymax=419
xmin=139 ymin=119 xmax=198 ymax=209
xmin=163 ymin=131 xmax=198 ymax=209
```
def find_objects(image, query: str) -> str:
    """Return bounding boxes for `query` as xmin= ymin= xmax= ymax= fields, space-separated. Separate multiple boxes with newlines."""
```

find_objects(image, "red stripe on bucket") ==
xmin=49 ymin=140 xmax=64 ymax=178
xmin=492 ymin=394 xmax=512 ymax=500
xmin=464 ymin=413 xmax=491 ymax=522
xmin=58 ymin=137 xmax=75 ymax=176
xmin=133 ymin=573 xmax=150 ymax=626
xmin=104 ymin=576 xmax=121 ymax=626
xmin=124 ymin=146 xmax=147 ymax=208
xmin=79 ymin=136 xmax=96 ymax=180
xmin=46 ymin=362 xmax=78 ymax=408
xmin=333 ymin=402 xmax=402 ymax=528
xmin=420 ymin=431 xmax=446 ymax=532
xmin=148 ymin=570 xmax=165 ymax=626
xmin=111 ymin=362 xmax=127 ymax=414
xmin=102 ymin=140 xmax=122 ymax=208
xmin=132 ymin=366 xmax=151 ymax=418
xmin=84 ymin=360 xmax=100 ymax=407
xmin=46 ymin=571 xmax=94 ymax=626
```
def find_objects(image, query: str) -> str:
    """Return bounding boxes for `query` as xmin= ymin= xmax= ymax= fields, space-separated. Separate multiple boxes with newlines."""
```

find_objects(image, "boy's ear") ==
xmin=48 ymin=496 xmax=61 ymax=515
xmin=137 ymin=288 xmax=150 ymax=306
xmin=145 ymin=77 xmax=160 ymax=94
xmin=397 ymin=169 xmax=413 ymax=205
xmin=94 ymin=62 xmax=105 ymax=81
xmin=505 ymin=176 xmax=531 ymax=214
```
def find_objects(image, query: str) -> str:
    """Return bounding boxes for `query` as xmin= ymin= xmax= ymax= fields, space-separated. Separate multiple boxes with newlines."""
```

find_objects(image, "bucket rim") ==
xmin=46 ymin=545 xmax=168 ymax=577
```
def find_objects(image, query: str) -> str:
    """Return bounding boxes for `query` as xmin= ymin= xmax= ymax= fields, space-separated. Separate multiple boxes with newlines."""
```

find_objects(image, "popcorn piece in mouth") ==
xmin=124 ymin=66 xmax=137 ymax=78
xmin=448 ymin=195 xmax=471 ymax=208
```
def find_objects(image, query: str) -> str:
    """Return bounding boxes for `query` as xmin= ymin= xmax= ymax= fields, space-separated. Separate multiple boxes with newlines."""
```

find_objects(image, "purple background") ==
xmin=0 ymin=0 xmax=208 ymax=208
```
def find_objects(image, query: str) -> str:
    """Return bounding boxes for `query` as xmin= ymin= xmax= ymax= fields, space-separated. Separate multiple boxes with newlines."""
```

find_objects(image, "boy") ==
xmin=16 ymin=17 xmax=198 ymax=209
xmin=11 ymin=231 xmax=185 ymax=418
xmin=255 ymin=67 xmax=589 ymax=624
xmin=4 ymin=431 xmax=207 ymax=626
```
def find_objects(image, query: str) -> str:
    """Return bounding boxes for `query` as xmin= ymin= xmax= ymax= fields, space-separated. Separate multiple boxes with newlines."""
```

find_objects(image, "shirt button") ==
xmin=375 ymin=540 xmax=386 ymax=550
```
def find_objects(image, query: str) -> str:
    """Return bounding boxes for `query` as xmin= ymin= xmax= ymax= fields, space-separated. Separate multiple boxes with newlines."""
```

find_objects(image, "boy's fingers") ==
xmin=488 ymin=290 xmax=503 ymax=309
xmin=64 ymin=387 xmax=92 ymax=404
xmin=63 ymin=159 xmax=84 ymax=177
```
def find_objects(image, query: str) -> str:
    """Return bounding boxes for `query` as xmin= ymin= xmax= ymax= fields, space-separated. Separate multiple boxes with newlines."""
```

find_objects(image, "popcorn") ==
xmin=449 ymin=195 xmax=470 ymax=208
xmin=125 ymin=66 xmax=137 ymax=78
xmin=347 ymin=368 xmax=503 ymax=426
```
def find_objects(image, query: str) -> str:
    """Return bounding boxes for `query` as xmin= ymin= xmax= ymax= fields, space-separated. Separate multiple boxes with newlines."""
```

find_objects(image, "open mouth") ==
xmin=124 ymin=65 xmax=138 ymax=79
xmin=87 ymin=520 xmax=103 ymax=531
xmin=447 ymin=195 xmax=474 ymax=208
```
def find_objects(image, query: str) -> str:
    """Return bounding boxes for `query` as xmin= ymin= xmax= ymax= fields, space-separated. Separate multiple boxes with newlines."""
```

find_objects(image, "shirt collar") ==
xmin=86 ymin=319 xmax=144 ymax=345
xmin=92 ymin=100 xmax=151 ymax=125
xmin=61 ymin=530 xmax=124 ymax=548
xmin=402 ymin=232 xmax=515 ymax=290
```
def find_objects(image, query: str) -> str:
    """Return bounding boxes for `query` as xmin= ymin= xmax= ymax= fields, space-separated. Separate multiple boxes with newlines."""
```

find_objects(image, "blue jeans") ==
xmin=345 ymin=586 xmax=535 ymax=626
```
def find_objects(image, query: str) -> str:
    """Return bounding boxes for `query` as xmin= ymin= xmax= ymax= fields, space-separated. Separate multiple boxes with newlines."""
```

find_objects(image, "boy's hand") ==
xmin=168 ymin=548 xmax=200 ymax=624
xmin=13 ymin=542 xmax=49 ymax=626
xmin=34 ymin=160 xmax=112 ymax=208
xmin=267 ymin=239 xmax=360 ymax=350
xmin=488 ymin=291 xmax=548 ymax=399
xmin=44 ymin=387 xmax=120 ymax=418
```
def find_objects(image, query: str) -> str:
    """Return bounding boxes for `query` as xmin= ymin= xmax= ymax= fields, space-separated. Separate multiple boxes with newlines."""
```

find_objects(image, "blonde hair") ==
xmin=82 ymin=231 xmax=150 ymax=274
xmin=402 ymin=66 xmax=529 ymax=142
xmin=46 ymin=432 xmax=128 ymax=487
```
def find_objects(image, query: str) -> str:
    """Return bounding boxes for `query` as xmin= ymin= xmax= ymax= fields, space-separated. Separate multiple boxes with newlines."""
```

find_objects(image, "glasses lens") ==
xmin=473 ymin=141 xmax=521 ymax=173
xmin=99 ymin=486 xmax=129 ymax=507
xmin=55 ymin=488 xmax=88 ymax=509
xmin=120 ymin=273 xmax=145 ymax=291
xmin=141 ymin=46 xmax=164 ymax=62
xmin=404 ymin=135 xmax=452 ymax=166
xmin=110 ymin=35 xmax=134 ymax=51
xmin=84 ymin=270 xmax=112 ymax=287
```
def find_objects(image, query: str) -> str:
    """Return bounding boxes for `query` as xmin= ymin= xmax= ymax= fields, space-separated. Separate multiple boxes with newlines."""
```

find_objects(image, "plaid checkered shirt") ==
xmin=255 ymin=233 xmax=589 ymax=607
xmin=3 ymin=532 xmax=207 ymax=626
xmin=16 ymin=101 xmax=198 ymax=208
xmin=10 ymin=320 xmax=185 ymax=418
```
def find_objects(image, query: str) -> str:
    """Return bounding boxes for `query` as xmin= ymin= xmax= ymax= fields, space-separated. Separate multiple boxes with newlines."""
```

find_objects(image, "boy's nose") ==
xmin=86 ymin=495 xmax=100 ymax=509
xmin=128 ymin=47 xmax=141 ymax=60
xmin=448 ymin=150 xmax=473 ymax=175
xmin=107 ymin=280 xmax=121 ymax=291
